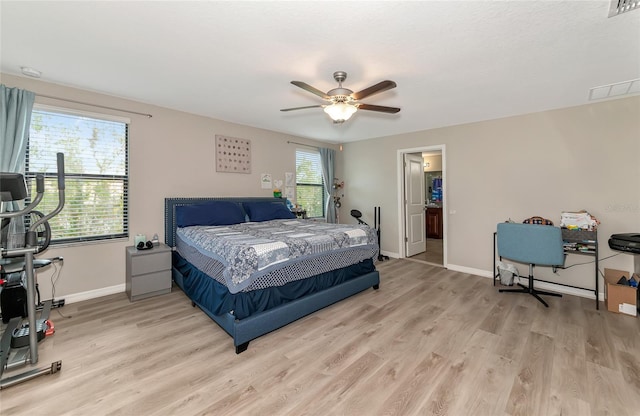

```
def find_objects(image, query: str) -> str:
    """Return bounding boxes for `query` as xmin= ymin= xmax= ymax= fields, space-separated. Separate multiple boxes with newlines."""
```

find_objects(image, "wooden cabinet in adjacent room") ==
xmin=426 ymin=207 xmax=443 ymax=239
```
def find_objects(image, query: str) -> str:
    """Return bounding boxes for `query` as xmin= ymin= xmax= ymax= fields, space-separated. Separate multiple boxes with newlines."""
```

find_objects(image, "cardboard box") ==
xmin=603 ymin=268 xmax=637 ymax=315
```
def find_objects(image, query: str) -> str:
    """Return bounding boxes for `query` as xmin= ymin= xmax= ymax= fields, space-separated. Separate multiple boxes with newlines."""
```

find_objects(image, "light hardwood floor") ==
xmin=409 ymin=238 xmax=444 ymax=265
xmin=1 ymin=259 xmax=639 ymax=415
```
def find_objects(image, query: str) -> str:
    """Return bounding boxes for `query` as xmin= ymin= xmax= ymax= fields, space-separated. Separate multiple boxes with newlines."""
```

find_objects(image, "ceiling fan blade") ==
xmin=351 ymin=80 xmax=397 ymax=100
xmin=280 ymin=105 xmax=324 ymax=112
xmin=291 ymin=81 xmax=330 ymax=100
xmin=358 ymin=103 xmax=401 ymax=114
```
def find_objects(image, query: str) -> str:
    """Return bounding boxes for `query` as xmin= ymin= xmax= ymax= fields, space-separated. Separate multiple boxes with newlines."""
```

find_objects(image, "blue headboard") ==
xmin=164 ymin=196 xmax=287 ymax=247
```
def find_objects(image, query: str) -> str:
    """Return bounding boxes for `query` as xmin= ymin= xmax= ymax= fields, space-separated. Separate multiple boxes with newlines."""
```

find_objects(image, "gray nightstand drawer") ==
xmin=131 ymin=251 xmax=171 ymax=275
xmin=130 ymin=270 xmax=171 ymax=297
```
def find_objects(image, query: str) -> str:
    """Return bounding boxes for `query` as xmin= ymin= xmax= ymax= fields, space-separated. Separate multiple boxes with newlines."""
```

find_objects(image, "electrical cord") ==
xmin=553 ymin=252 xmax=621 ymax=276
xmin=49 ymin=258 xmax=71 ymax=319
xmin=561 ymin=252 xmax=621 ymax=270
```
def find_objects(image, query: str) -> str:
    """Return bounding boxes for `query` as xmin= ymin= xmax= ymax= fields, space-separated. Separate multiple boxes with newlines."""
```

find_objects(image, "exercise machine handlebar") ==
xmin=57 ymin=153 xmax=65 ymax=191
xmin=28 ymin=153 xmax=66 ymax=241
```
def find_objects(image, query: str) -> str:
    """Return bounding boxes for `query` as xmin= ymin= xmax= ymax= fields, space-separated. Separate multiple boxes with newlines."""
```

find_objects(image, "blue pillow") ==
xmin=176 ymin=201 xmax=246 ymax=227
xmin=243 ymin=202 xmax=295 ymax=222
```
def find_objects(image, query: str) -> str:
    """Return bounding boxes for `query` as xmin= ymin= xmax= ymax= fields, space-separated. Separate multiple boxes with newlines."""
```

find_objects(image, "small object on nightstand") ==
xmin=152 ymin=233 xmax=159 ymax=246
xmin=134 ymin=233 xmax=146 ymax=246
xmin=291 ymin=208 xmax=307 ymax=219
xmin=137 ymin=240 xmax=153 ymax=250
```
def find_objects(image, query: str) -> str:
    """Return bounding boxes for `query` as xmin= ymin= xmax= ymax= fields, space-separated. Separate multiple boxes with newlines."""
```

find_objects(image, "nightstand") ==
xmin=125 ymin=243 xmax=172 ymax=301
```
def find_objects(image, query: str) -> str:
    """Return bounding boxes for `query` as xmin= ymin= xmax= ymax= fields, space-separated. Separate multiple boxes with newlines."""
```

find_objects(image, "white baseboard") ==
xmin=523 ymin=279 xmax=602 ymax=301
xmin=447 ymin=263 xmax=603 ymax=301
xmin=60 ymin=284 xmax=125 ymax=304
xmin=447 ymin=264 xmax=493 ymax=278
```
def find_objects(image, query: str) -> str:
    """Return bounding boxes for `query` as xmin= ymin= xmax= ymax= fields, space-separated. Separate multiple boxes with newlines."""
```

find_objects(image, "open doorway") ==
xmin=397 ymin=145 xmax=446 ymax=267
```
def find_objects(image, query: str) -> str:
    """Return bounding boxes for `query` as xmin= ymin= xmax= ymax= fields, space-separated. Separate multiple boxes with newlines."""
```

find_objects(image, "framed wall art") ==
xmin=215 ymin=134 xmax=251 ymax=173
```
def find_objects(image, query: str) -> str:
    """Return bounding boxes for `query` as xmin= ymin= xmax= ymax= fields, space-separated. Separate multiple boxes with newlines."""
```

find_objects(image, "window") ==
xmin=295 ymin=149 xmax=324 ymax=218
xmin=26 ymin=106 xmax=129 ymax=244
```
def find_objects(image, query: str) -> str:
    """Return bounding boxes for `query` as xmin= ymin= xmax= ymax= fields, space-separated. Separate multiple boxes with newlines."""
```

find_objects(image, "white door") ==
xmin=404 ymin=153 xmax=426 ymax=257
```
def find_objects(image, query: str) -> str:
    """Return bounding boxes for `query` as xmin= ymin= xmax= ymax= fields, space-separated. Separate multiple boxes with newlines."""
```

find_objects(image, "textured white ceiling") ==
xmin=1 ymin=1 xmax=639 ymax=143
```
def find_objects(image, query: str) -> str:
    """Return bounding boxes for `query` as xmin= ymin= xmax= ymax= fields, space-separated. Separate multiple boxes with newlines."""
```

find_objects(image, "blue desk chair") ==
xmin=496 ymin=222 xmax=565 ymax=307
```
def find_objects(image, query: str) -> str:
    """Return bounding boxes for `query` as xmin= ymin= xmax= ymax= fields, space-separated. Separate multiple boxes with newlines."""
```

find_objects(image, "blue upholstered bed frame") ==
xmin=164 ymin=197 xmax=380 ymax=353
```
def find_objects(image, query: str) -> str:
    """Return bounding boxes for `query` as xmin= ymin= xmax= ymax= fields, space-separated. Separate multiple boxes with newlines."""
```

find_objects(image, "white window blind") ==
xmin=295 ymin=149 xmax=324 ymax=218
xmin=26 ymin=108 xmax=129 ymax=244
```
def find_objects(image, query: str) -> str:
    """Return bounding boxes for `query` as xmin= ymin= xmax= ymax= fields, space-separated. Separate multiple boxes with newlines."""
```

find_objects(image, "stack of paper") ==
xmin=560 ymin=210 xmax=599 ymax=230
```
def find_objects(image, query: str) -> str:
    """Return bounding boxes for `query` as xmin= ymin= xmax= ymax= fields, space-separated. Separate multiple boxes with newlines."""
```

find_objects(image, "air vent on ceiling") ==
xmin=589 ymin=79 xmax=640 ymax=100
xmin=608 ymin=0 xmax=639 ymax=17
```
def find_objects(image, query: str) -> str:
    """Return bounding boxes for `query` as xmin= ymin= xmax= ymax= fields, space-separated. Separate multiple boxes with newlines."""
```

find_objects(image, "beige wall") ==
xmin=1 ymin=73 xmax=337 ymax=302
xmin=3 ymin=71 xmax=639 ymax=302
xmin=342 ymin=96 xmax=640 ymax=293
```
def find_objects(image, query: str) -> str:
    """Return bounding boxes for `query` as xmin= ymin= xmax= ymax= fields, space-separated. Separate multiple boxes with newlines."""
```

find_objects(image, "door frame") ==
xmin=396 ymin=144 xmax=447 ymax=267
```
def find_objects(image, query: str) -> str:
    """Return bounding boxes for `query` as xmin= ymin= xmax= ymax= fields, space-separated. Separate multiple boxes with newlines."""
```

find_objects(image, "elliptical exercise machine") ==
xmin=0 ymin=153 xmax=66 ymax=389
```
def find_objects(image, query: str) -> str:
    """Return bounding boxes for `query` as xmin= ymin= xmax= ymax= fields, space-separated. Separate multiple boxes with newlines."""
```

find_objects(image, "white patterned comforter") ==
xmin=176 ymin=219 xmax=378 ymax=293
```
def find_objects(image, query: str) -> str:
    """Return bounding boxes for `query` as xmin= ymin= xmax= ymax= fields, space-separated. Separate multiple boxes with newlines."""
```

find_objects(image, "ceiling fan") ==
xmin=280 ymin=71 xmax=400 ymax=123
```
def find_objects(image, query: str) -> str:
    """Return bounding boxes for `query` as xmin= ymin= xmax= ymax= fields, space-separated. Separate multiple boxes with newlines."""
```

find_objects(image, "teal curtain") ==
xmin=1 ymin=84 xmax=35 ymax=173
xmin=1 ymin=84 xmax=36 ymax=248
xmin=319 ymin=147 xmax=336 ymax=223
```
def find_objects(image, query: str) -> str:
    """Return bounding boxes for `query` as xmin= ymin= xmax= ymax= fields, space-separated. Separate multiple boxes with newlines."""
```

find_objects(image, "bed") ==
xmin=164 ymin=197 xmax=380 ymax=353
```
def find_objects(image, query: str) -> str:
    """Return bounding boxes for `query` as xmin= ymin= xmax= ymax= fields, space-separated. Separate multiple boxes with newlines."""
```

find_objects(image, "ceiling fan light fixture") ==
xmin=282 ymin=71 xmax=399 ymax=121
xmin=324 ymin=102 xmax=357 ymax=122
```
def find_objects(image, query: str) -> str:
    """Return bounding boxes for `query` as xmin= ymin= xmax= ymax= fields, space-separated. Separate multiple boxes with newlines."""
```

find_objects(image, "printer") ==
xmin=608 ymin=233 xmax=640 ymax=254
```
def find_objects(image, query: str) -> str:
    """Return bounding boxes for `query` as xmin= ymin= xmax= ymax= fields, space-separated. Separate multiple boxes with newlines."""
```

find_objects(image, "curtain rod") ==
xmin=287 ymin=140 xmax=318 ymax=149
xmin=287 ymin=140 xmax=343 ymax=152
xmin=37 ymin=94 xmax=153 ymax=118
